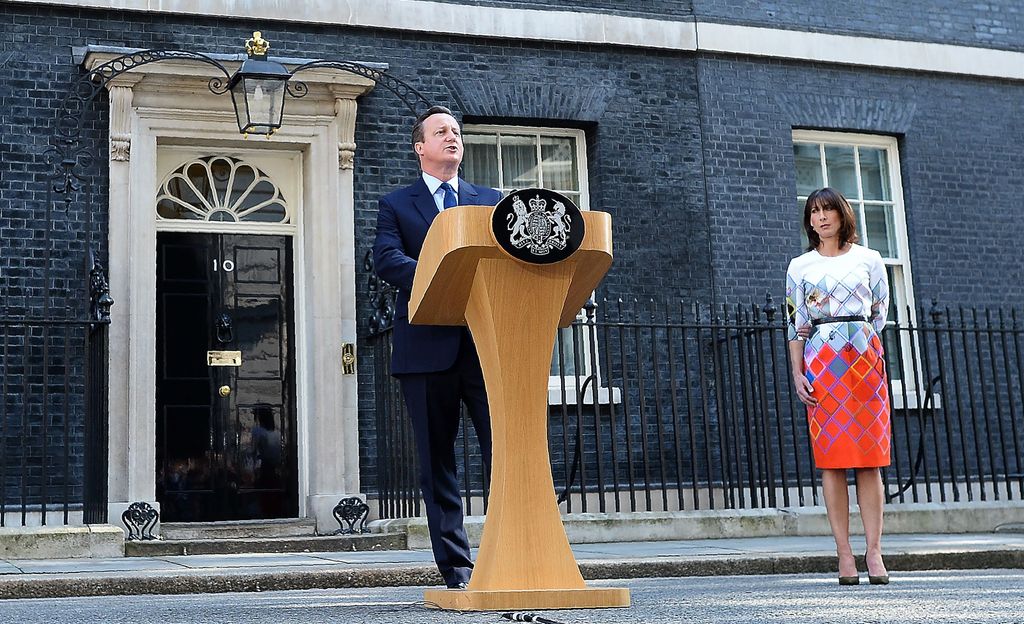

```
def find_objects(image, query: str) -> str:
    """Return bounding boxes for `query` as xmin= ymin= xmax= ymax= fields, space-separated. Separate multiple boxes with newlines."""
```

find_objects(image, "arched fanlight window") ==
xmin=156 ymin=156 xmax=288 ymax=223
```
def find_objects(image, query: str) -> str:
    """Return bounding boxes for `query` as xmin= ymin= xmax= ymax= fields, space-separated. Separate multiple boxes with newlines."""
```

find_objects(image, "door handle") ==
xmin=219 ymin=385 xmax=231 ymax=397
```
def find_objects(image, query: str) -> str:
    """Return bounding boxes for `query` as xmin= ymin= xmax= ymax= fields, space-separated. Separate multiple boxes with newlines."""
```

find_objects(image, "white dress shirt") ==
xmin=422 ymin=172 xmax=459 ymax=212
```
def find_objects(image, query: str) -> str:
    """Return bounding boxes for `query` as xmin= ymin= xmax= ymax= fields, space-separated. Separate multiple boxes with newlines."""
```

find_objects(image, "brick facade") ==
xmin=698 ymin=53 xmax=1024 ymax=306
xmin=2 ymin=1 xmax=1023 ymax=502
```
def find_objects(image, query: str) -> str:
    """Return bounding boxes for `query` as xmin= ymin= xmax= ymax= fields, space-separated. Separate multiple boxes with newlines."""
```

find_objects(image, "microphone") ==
xmin=501 ymin=613 xmax=564 ymax=624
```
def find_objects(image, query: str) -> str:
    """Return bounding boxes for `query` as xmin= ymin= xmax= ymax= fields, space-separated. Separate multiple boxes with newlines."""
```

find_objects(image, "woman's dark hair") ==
xmin=803 ymin=187 xmax=859 ymax=251
xmin=411 ymin=105 xmax=456 ymax=146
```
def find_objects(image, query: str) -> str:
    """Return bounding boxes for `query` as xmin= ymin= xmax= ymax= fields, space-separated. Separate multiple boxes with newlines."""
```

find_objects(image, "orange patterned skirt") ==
xmin=804 ymin=322 xmax=891 ymax=469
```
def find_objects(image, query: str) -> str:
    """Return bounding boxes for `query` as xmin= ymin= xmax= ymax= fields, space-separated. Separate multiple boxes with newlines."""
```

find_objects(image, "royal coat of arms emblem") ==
xmin=508 ymin=194 xmax=571 ymax=255
xmin=491 ymin=188 xmax=585 ymax=265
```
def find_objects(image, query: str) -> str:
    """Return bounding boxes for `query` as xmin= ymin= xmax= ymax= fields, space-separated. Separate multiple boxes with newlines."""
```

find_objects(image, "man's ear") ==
xmin=414 ymin=142 xmax=424 ymax=156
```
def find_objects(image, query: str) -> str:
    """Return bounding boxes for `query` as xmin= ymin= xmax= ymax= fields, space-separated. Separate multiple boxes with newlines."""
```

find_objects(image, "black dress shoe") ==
xmin=447 ymin=581 xmax=468 ymax=590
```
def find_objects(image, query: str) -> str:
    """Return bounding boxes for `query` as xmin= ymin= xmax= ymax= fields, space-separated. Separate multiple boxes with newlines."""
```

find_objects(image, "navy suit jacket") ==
xmin=373 ymin=177 xmax=502 ymax=375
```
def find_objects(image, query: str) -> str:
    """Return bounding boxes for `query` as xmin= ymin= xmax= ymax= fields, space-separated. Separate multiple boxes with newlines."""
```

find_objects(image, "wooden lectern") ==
xmin=410 ymin=203 xmax=630 ymax=611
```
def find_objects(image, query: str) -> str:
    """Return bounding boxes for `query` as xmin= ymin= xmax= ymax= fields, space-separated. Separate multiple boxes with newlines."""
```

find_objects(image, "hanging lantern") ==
xmin=226 ymin=32 xmax=291 ymax=136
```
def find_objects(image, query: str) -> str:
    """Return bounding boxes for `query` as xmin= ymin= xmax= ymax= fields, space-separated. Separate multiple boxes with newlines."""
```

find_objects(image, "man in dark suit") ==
xmin=372 ymin=106 xmax=500 ymax=589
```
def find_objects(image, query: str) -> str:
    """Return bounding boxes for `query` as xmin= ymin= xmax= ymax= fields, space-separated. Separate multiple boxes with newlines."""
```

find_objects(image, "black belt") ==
xmin=811 ymin=315 xmax=868 ymax=327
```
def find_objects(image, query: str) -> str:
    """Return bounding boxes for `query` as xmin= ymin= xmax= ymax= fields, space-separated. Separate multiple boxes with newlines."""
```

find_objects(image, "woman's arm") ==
xmin=786 ymin=260 xmax=816 ymax=406
xmin=789 ymin=339 xmax=817 ymax=406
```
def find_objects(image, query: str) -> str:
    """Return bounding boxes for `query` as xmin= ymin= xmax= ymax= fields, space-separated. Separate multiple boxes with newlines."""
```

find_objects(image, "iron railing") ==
xmin=0 ymin=247 xmax=112 ymax=527
xmin=368 ymin=296 xmax=1024 ymax=517
xmin=0 ymin=315 xmax=109 ymax=526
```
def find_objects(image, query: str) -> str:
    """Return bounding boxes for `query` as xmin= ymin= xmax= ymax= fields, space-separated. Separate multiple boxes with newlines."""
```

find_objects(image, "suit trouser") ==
xmin=398 ymin=332 xmax=492 ymax=586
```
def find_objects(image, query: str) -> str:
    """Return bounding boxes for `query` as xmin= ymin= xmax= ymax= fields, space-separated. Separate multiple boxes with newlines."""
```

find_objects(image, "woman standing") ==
xmin=787 ymin=187 xmax=892 ymax=586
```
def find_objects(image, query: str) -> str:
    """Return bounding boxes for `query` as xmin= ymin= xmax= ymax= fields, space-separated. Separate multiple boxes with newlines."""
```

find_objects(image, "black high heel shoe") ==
xmin=865 ymin=552 xmax=890 ymax=585
xmin=838 ymin=554 xmax=859 ymax=585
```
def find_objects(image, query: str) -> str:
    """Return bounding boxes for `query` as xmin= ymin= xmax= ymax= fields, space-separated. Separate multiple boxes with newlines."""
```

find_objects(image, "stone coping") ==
xmin=3 ymin=501 xmax=1020 ymax=560
xmin=0 ymin=525 xmax=124 ymax=559
xmin=371 ymin=501 xmax=1024 ymax=549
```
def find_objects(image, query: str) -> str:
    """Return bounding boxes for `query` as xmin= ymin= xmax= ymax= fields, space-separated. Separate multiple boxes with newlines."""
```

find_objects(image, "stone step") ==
xmin=125 ymin=532 xmax=407 ymax=557
xmin=159 ymin=518 xmax=317 ymax=541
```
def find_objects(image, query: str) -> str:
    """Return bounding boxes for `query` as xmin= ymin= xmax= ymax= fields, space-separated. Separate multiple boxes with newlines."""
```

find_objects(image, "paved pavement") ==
xmin=4 ymin=572 xmax=1024 ymax=623
xmin=1 ymin=533 xmax=1022 ymax=599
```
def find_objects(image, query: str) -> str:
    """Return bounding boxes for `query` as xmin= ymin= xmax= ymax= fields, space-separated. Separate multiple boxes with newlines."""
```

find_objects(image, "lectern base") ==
xmin=423 ymin=587 xmax=631 ymax=611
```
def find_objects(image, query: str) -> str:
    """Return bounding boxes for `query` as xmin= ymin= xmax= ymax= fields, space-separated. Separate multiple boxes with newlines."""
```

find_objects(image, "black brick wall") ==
xmin=0 ymin=2 xmax=711 ymax=497
xmin=430 ymin=1 xmax=1024 ymax=51
xmin=694 ymin=1 xmax=1024 ymax=51
xmin=3 ymin=1 xmax=1023 ymax=502
xmin=696 ymin=53 xmax=1024 ymax=308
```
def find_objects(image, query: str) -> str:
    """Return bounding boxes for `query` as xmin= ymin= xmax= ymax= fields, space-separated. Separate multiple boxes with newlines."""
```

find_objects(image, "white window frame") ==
xmin=792 ymin=130 xmax=931 ymax=403
xmin=463 ymin=124 xmax=617 ymax=405
xmin=462 ymin=124 xmax=590 ymax=208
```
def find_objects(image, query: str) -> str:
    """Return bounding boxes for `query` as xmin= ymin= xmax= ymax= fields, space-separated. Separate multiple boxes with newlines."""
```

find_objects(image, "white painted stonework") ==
xmin=85 ymin=50 xmax=376 ymax=534
xmin=695 ymin=22 xmax=1024 ymax=82
xmin=16 ymin=0 xmax=1024 ymax=81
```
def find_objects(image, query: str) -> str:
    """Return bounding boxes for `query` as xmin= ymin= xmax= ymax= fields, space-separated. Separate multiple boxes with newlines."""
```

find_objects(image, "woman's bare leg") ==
xmin=856 ymin=467 xmax=887 ymax=577
xmin=822 ymin=468 xmax=857 ymax=577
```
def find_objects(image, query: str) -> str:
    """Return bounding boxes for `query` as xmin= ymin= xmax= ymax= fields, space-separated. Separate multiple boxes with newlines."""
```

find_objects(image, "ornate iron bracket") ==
xmin=121 ymin=501 xmax=160 ymax=541
xmin=364 ymin=250 xmax=397 ymax=337
xmin=289 ymin=60 xmax=432 ymax=116
xmin=762 ymin=292 xmax=777 ymax=323
xmin=333 ymin=496 xmax=371 ymax=535
xmin=928 ymin=298 xmax=945 ymax=324
xmin=48 ymin=49 xmax=234 ymax=208
xmin=87 ymin=248 xmax=114 ymax=323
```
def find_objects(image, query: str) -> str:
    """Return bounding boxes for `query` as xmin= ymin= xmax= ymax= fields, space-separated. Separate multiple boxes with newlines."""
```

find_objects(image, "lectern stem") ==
xmin=463 ymin=259 xmax=585 ymax=591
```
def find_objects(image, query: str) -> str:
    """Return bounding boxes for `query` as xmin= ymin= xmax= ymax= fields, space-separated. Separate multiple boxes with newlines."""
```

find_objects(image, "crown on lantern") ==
xmin=246 ymin=31 xmax=270 ymax=58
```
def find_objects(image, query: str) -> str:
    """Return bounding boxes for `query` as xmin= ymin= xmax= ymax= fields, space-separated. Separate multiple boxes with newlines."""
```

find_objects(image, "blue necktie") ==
xmin=440 ymin=182 xmax=458 ymax=211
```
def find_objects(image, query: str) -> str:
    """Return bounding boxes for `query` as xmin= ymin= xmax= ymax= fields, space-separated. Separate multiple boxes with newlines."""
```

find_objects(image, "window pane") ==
xmin=858 ymin=147 xmax=891 ymax=201
xmin=551 ymin=327 xmax=579 ymax=376
xmin=824 ymin=146 xmax=858 ymax=199
xmin=463 ymin=135 xmax=500 ymax=189
xmin=209 ymin=157 xmax=233 ymax=202
xmin=180 ymin=166 xmax=211 ymax=206
xmin=157 ymin=156 xmax=288 ymax=223
xmin=186 ymin=162 xmax=213 ymax=203
xmin=157 ymin=198 xmax=202 ymax=220
xmin=242 ymin=200 xmax=287 ymax=223
xmin=886 ymin=266 xmax=901 ymax=320
xmin=864 ymin=204 xmax=896 ymax=258
xmin=793 ymin=143 xmax=823 ymax=197
xmin=881 ymin=264 xmax=901 ymax=374
xmin=209 ymin=210 xmax=237 ymax=222
xmin=230 ymin=163 xmax=257 ymax=201
xmin=500 ymin=135 xmax=538 ymax=190
xmin=852 ymin=201 xmax=867 ymax=243
xmin=540 ymin=136 xmax=579 ymax=191
xmin=560 ymin=191 xmax=582 ymax=210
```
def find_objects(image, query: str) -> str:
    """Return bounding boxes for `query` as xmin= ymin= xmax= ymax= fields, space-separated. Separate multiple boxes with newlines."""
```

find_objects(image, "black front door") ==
xmin=156 ymin=232 xmax=297 ymax=521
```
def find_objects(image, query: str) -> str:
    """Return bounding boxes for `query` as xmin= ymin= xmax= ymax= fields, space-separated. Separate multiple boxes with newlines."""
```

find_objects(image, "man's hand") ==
xmin=796 ymin=325 xmax=812 ymax=340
